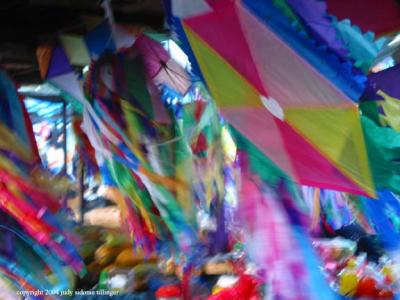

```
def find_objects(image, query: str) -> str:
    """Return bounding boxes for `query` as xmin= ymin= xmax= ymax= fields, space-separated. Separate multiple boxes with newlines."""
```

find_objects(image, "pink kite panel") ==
xmin=277 ymin=120 xmax=369 ymax=196
xmin=184 ymin=3 xmax=267 ymax=95
xmin=236 ymin=3 xmax=354 ymax=108
xmin=134 ymin=35 xmax=170 ymax=79
xmin=222 ymin=107 xmax=295 ymax=178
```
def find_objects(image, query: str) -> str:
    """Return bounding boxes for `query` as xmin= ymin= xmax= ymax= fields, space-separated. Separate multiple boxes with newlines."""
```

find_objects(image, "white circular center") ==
xmin=260 ymin=95 xmax=285 ymax=121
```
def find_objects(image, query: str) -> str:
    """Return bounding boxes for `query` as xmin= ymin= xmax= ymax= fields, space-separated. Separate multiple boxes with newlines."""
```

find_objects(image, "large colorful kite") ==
xmin=172 ymin=0 xmax=375 ymax=197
